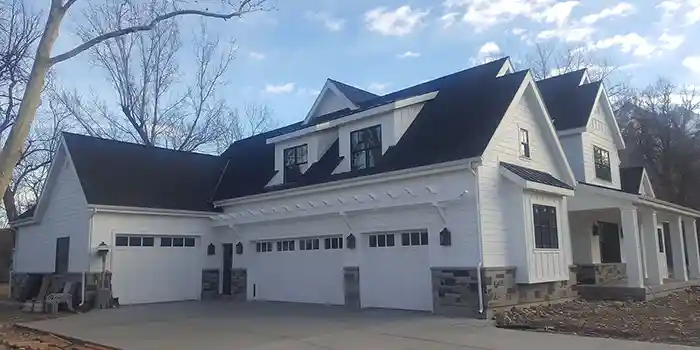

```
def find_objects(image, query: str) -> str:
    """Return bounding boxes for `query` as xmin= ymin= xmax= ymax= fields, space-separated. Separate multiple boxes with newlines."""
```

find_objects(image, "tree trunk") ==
xmin=3 ymin=188 xmax=17 ymax=224
xmin=0 ymin=6 xmax=64 ymax=197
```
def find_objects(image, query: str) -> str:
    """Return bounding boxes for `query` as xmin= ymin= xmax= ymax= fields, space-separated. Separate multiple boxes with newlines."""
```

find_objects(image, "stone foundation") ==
xmin=229 ymin=268 xmax=247 ymax=301
xmin=10 ymin=272 xmax=111 ymax=302
xmin=343 ymin=267 xmax=360 ymax=309
xmin=201 ymin=269 xmax=220 ymax=299
xmin=432 ymin=266 xmax=578 ymax=318
xmin=574 ymin=263 xmax=626 ymax=285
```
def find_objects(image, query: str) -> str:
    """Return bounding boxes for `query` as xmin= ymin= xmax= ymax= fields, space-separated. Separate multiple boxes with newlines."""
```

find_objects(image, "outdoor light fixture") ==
xmin=592 ymin=222 xmax=600 ymax=236
xmin=207 ymin=243 xmax=216 ymax=256
xmin=440 ymin=228 xmax=452 ymax=246
xmin=235 ymin=242 xmax=243 ymax=255
xmin=346 ymin=234 xmax=356 ymax=249
xmin=96 ymin=241 xmax=109 ymax=259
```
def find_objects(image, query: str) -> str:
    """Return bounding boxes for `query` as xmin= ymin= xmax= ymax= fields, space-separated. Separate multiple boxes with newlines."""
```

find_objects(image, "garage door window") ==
xmin=401 ymin=231 xmax=428 ymax=246
xmin=159 ymin=236 xmax=196 ymax=248
xmin=277 ymin=240 xmax=295 ymax=251
xmin=325 ymin=237 xmax=343 ymax=250
xmin=256 ymin=242 xmax=273 ymax=252
xmin=116 ymin=235 xmax=156 ymax=247
xmin=369 ymin=233 xmax=395 ymax=248
xmin=300 ymin=238 xmax=320 ymax=250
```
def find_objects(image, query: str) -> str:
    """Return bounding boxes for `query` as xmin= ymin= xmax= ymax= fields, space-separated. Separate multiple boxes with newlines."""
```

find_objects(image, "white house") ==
xmin=11 ymin=58 xmax=700 ymax=316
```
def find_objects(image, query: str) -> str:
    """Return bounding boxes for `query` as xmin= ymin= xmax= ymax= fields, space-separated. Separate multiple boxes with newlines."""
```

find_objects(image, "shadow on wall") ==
xmin=0 ymin=229 xmax=13 ymax=283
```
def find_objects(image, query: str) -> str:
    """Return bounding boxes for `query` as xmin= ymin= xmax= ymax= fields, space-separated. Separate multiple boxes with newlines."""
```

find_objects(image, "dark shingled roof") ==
xmin=501 ymin=162 xmax=573 ymax=190
xmin=328 ymin=79 xmax=378 ymax=105
xmin=537 ymin=70 xmax=601 ymax=131
xmin=620 ymin=166 xmax=644 ymax=194
xmin=213 ymin=58 xmax=526 ymax=201
xmin=63 ymin=133 xmax=226 ymax=212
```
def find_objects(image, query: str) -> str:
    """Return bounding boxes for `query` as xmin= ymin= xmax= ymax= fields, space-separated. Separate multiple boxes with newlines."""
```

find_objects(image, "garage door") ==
xmin=360 ymin=231 xmax=433 ymax=311
xmin=111 ymin=235 xmax=200 ymax=305
xmin=248 ymin=236 xmax=344 ymax=305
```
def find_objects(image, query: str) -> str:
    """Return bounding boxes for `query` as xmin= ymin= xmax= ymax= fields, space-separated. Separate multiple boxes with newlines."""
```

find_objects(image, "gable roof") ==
xmin=63 ymin=133 xmax=225 ymax=212
xmin=536 ymin=70 xmax=601 ymax=131
xmin=328 ymin=79 xmax=378 ymax=105
xmin=501 ymin=162 xmax=573 ymax=190
xmin=620 ymin=166 xmax=644 ymax=195
xmin=213 ymin=58 xmax=526 ymax=201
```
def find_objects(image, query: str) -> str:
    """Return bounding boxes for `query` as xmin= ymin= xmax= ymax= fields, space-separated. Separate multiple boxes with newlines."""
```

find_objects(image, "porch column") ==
xmin=640 ymin=209 xmax=664 ymax=285
xmin=620 ymin=208 xmax=644 ymax=288
xmin=669 ymin=216 xmax=688 ymax=281
xmin=683 ymin=218 xmax=700 ymax=279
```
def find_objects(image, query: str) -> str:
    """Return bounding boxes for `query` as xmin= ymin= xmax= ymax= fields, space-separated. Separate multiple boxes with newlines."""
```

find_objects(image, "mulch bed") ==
xmin=495 ymin=286 xmax=700 ymax=346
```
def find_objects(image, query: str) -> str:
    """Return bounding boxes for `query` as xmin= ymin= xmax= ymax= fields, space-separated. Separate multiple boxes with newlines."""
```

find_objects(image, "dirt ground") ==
xmin=495 ymin=286 xmax=700 ymax=347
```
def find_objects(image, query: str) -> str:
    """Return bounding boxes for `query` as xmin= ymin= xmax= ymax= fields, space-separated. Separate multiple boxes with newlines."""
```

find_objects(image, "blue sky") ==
xmin=53 ymin=0 xmax=700 ymax=127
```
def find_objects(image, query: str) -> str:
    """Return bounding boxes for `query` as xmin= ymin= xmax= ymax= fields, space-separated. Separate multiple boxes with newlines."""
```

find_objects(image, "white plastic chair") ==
xmin=45 ymin=281 xmax=74 ymax=313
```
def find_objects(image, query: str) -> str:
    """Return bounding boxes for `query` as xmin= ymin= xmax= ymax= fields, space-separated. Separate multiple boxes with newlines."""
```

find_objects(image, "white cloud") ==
xmin=687 ymin=0 xmax=700 ymax=24
xmin=512 ymin=28 xmax=527 ymax=35
xmin=443 ymin=0 xmax=558 ymax=31
xmin=440 ymin=12 xmax=460 ymax=28
xmin=365 ymin=6 xmax=429 ymax=36
xmin=659 ymin=33 xmax=685 ymax=51
xmin=683 ymin=55 xmax=700 ymax=73
xmin=249 ymin=51 xmax=266 ymax=60
xmin=478 ymin=42 xmax=501 ymax=55
xmin=534 ymin=1 xmax=579 ymax=26
xmin=657 ymin=0 xmax=682 ymax=20
xmin=581 ymin=2 xmax=635 ymax=24
xmin=398 ymin=51 xmax=421 ymax=58
xmin=305 ymin=11 xmax=345 ymax=31
xmin=367 ymin=82 xmax=391 ymax=94
xmin=537 ymin=27 xmax=595 ymax=43
xmin=592 ymin=33 xmax=656 ymax=57
xmin=265 ymin=83 xmax=295 ymax=94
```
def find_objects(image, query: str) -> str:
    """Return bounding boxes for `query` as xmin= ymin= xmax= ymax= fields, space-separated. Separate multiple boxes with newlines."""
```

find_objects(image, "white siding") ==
xmin=90 ymin=213 xmax=213 ymax=272
xmin=478 ymin=84 xmax=568 ymax=268
xmin=582 ymin=99 xmax=621 ymax=189
xmin=521 ymin=192 xmax=570 ymax=282
xmin=559 ymin=134 xmax=584 ymax=181
xmin=268 ymin=129 xmax=338 ymax=187
xmin=14 ymin=151 xmax=90 ymax=273
xmin=313 ymin=90 xmax=349 ymax=117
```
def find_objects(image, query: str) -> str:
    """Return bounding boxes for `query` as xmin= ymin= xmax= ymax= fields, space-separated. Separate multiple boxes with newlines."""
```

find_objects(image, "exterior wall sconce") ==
xmin=592 ymin=222 xmax=600 ymax=236
xmin=346 ymin=234 xmax=356 ymax=249
xmin=439 ymin=228 xmax=452 ymax=246
xmin=235 ymin=242 xmax=243 ymax=255
xmin=207 ymin=243 xmax=216 ymax=256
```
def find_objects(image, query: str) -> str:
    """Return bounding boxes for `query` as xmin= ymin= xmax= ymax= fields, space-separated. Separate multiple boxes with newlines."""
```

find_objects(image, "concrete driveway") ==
xmin=23 ymin=301 xmax=694 ymax=350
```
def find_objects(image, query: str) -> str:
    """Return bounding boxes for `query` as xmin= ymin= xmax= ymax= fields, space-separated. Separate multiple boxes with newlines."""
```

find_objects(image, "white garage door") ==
xmin=360 ymin=231 xmax=433 ymax=311
xmin=248 ymin=237 xmax=344 ymax=305
xmin=111 ymin=235 xmax=200 ymax=305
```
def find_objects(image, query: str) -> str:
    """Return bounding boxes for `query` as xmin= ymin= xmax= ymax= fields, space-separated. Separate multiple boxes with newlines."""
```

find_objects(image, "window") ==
xmin=159 ymin=236 xmax=195 ymax=248
xmin=325 ymin=237 xmax=343 ymax=250
xmin=160 ymin=237 xmax=172 ymax=247
xmin=284 ymin=144 xmax=308 ymax=183
xmin=277 ymin=240 xmax=295 ymax=251
xmin=657 ymin=228 xmax=665 ymax=253
xmin=594 ymin=146 xmax=611 ymax=181
xmin=256 ymin=241 xmax=273 ymax=253
xmin=173 ymin=237 xmax=184 ymax=247
xmin=351 ymin=125 xmax=382 ymax=171
xmin=116 ymin=235 xmax=156 ymax=247
xmin=401 ymin=231 xmax=429 ymax=246
xmin=533 ymin=205 xmax=559 ymax=249
xmin=143 ymin=237 xmax=155 ymax=247
xmin=300 ymin=238 xmax=320 ymax=251
xmin=184 ymin=237 xmax=195 ymax=247
xmin=129 ymin=236 xmax=142 ymax=247
xmin=369 ymin=233 xmax=395 ymax=248
xmin=115 ymin=236 xmax=129 ymax=247
xmin=519 ymin=128 xmax=530 ymax=158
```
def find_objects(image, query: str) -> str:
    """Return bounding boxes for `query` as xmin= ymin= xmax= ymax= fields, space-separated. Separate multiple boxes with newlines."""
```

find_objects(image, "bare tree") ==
xmin=618 ymin=79 xmax=700 ymax=209
xmin=0 ymin=0 xmax=270 ymax=207
xmin=216 ymin=102 xmax=277 ymax=152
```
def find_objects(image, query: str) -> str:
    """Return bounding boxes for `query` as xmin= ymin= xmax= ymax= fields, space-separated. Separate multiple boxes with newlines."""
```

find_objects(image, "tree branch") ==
xmin=50 ymin=1 xmax=257 ymax=65
xmin=63 ymin=0 xmax=79 ymax=10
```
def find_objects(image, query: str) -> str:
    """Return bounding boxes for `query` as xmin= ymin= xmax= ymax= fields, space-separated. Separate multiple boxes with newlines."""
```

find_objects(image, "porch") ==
xmin=568 ymin=183 xmax=700 ymax=300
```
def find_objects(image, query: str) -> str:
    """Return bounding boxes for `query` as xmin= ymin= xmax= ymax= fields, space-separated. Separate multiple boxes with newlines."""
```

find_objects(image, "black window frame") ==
xmin=593 ymin=146 xmax=612 ymax=181
xmin=324 ymin=237 xmax=343 ymax=250
xmin=284 ymin=144 xmax=308 ymax=184
xmin=533 ymin=204 xmax=559 ymax=249
xmin=519 ymin=128 xmax=531 ymax=158
xmin=350 ymin=125 xmax=382 ymax=171
xmin=401 ymin=231 xmax=429 ymax=246
xmin=300 ymin=238 xmax=320 ymax=251
xmin=368 ymin=233 xmax=395 ymax=248
xmin=256 ymin=241 xmax=273 ymax=253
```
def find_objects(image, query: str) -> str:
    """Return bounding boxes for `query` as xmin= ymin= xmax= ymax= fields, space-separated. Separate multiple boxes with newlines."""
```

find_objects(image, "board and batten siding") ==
xmin=14 ymin=150 xmax=90 ymax=273
xmin=558 ymin=134 xmax=585 ymax=181
xmin=581 ymin=99 xmax=622 ymax=189
xmin=90 ymin=212 xmax=214 ymax=272
xmin=477 ymin=83 xmax=571 ymax=282
xmin=313 ymin=89 xmax=350 ymax=117
xmin=522 ymin=192 xmax=570 ymax=282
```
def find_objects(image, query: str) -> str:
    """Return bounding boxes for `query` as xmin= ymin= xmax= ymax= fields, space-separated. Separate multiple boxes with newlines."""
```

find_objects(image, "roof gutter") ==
xmin=636 ymin=196 xmax=700 ymax=218
xmin=87 ymin=205 xmax=216 ymax=218
xmin=214 ymin=158 xmax=479 ymax=208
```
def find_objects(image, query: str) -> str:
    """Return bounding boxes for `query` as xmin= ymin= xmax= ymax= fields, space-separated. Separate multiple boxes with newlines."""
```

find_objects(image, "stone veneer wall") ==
xmin=229 ymin=268 xmax=247 ymax=301
xmin=201 ymin=269 xmax=220 ymax=299
xmin=10 ymin=272 xmax=111 ymax=302
xmin=574 ymin=263 xmax=626 ymax=286
xmin=343 ymin=267 xmax=360 ymax=309
xmin=432 ymin=266 xmax=578 ymax=317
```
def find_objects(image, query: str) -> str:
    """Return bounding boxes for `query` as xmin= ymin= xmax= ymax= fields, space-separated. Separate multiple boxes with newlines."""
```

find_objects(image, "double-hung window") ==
xmin=533 ymin=204 xmax=559 ymax=249
xmin=519 ymin=128 xmax=530 ymax=158
xmin=593 ymin=146 xmax=611 ymax=181
xmin=351 ymin=125 xmax=382 ymax=171
xmin=284 ymin=144 xmax=308 ymax=183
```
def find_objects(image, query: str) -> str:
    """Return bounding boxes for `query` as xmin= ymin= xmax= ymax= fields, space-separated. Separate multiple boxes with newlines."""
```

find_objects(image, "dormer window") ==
xmin=519 ymin=128 xmax=530 ymax=158
xmin=594 ymin=146 xmax=611 ymax=181
xmin=284 ymin=144 xmax=308 ymax=183
xmin=351 ymin=125 xmax=382 ymax=171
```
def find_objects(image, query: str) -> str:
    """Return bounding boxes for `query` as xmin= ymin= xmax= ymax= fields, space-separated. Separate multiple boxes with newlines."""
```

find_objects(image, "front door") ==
xmin=55 ymin=237 xmax=70 ymax=273
xmin=599 ymin=222 xmax=622 ymax=263
xmin=657 ymin=226 xmax=669 ymax=279
xmin=222 ymin=243 xmax=233 ymax=295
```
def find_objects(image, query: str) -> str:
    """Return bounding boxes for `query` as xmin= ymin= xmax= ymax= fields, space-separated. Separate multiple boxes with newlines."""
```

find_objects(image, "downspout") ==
xmin=81 ymin=208 xmax=97 ymax=307
xmin=469 ymin=160 xmax=485 ymax=315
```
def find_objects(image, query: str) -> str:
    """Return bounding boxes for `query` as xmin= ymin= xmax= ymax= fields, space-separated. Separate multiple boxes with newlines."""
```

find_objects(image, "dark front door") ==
xmin=222 ymin=243 xmax=233 ymax=295
xmin=663 ymin=222 xmax=674 ymax=274
xmin=55 ymin=237 xmax=70 ymax=273
xmin=599 ymin=222 xmax=622 ymax=263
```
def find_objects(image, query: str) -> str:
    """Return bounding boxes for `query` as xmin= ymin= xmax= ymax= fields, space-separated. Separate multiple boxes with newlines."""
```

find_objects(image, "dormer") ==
xmin=303 ymin=79 xmax=378 ymax=125
xmin=537 ymin=70 xmax=625 ymax=190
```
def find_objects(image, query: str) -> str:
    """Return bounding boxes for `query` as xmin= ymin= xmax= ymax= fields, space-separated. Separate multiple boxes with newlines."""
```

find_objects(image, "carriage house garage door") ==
xmin=111 ymin=235 xmax=200 ymax=305
xmin=247 ymin=236 xmax=345 ymax=305
xmin=360 ymin=231 xmax=433 ymax=311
